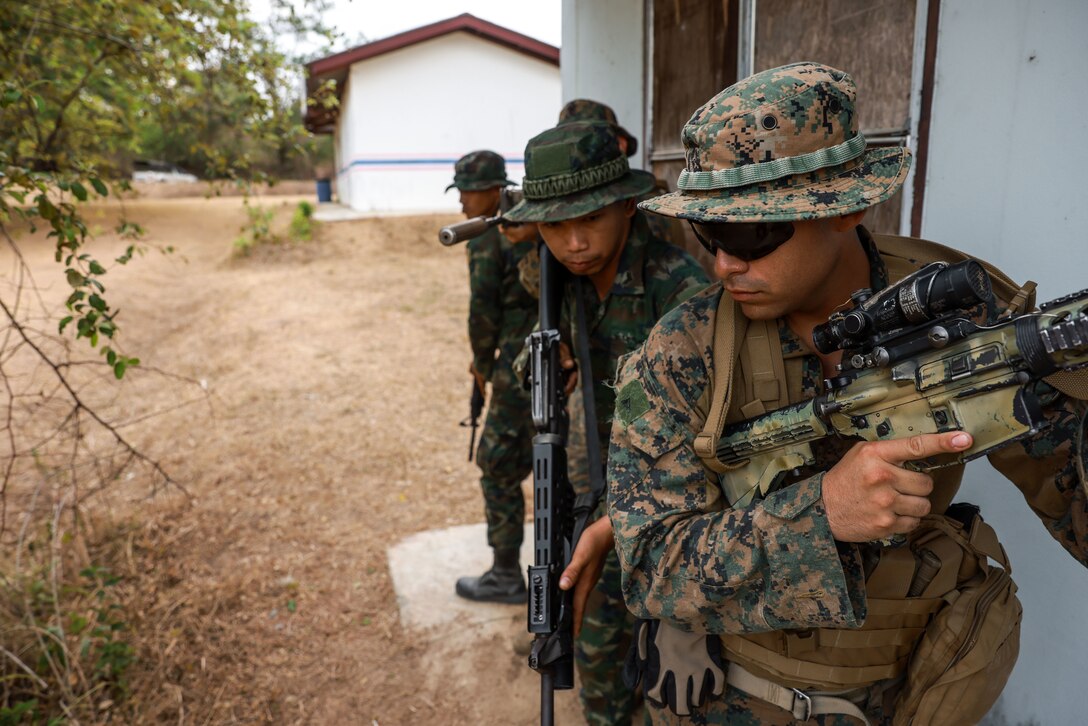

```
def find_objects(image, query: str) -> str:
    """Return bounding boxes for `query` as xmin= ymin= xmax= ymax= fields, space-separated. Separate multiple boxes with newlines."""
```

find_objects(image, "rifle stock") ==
xmin=716 ymin=273 xmax=1088 ymax=507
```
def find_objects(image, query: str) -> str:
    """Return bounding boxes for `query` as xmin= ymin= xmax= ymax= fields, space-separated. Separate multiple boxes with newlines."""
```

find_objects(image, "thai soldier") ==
xmin=599 ymin=63 xmax=1088 ymax=724
xmin=504 ymin=121 xmax=709 ymax=725
xmin=552 ymin=99 xmax=693 ymax=528
xmin=448 ymin=150 xmax=537 ymax=603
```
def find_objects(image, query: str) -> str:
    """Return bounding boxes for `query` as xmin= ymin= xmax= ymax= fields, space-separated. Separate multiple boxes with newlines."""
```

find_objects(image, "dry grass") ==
xmin=0 ymin=196 xmax=576 ymax=724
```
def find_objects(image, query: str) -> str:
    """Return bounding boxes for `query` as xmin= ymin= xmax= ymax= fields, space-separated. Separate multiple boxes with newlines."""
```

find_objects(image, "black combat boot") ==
xmin=455 ymin=548 xmax=526 ymax=604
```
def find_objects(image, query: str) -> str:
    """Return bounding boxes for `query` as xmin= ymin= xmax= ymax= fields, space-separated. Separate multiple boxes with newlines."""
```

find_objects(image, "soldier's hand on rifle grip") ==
xmin=559 ymin=516 xmax=613 ymax=637
xmin=822 ymin=431 xmax=973 ymax=542
xmin=559 ymin=341 xmax=578 ymax=396
xmin=501 ymin=221 xmax=538 ymax=244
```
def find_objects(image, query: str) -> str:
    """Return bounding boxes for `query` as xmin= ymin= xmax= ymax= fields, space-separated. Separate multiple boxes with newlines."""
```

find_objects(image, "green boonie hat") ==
xmin=503 ymin=121 xmax=655 ymax=223
xmin=639 ymin=61 xmax=911 ymax=223
xmin=558 ymin=99 xmax=638 ymax=158
xmin=445 ymin=150 xmax=511 ymax=192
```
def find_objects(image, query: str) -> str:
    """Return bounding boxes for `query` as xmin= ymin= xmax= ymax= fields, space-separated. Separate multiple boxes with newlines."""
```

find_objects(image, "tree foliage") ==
xmin=2 ymin=0 xmax=335 ymax=179
xmin=0 ymin=4 xmax=336 ymax=716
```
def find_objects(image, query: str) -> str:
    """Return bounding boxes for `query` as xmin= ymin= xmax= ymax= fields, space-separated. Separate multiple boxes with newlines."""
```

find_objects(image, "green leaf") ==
xmin=32 ymin=94 xmax=45 ymax=112
xmin=89 ymin=294 xmax=107 ymax=311
xmin=66 ymin=269 xmax=84 ymax=287
xmin=91 ymin=177 xmax=108 ymax=196
xmin=88 ymin=260 xmax=106 ymax=275
xmin=71 ymin=182 xmax=87 ymax=201
xmin=59 ymin=315 xmax=73 ymax=333
xmin=113 ymin=361 xmax=126 ymax=379
xmin=37 ymin=195 xmax=57 ymax=221
xmin=106 ymin=348 xmax=117 ymax=366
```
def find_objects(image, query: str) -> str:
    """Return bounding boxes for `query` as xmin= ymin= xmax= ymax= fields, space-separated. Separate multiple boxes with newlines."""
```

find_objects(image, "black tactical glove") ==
xmin=622 ymin=618 xmax=726 ymax=716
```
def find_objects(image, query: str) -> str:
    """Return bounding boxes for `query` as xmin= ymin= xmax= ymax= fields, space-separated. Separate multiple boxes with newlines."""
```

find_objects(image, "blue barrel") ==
xmin=315 ymin=178 xmax=332 ymax=203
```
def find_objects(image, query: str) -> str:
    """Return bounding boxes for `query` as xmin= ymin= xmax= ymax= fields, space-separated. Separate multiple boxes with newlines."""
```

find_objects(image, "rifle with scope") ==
xmin=438 ymin=187 xmax=523 ymax=246
xmin=714 ymin=260 xmax=1088 ymax=507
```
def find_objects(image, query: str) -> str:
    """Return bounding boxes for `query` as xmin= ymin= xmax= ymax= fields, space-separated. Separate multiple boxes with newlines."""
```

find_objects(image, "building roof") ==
xmin=304 ymin=13 xmax=560 ymax=133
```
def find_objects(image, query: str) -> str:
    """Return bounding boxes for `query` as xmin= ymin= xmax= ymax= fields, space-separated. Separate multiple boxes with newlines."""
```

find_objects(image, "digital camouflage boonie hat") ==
xmin=558 ymin=99 xmax=638 ymax=158
xmin=445 ymin=150 xmax=512 ymax=192
xmin=640 ymin=62 xmax=911 ymax=223
xmin=503 ymin=121 xmax=655 ymax=223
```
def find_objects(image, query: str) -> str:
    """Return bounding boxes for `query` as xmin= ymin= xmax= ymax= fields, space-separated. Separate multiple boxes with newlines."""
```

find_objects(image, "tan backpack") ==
xmin=890 ymin=510 xmax=1022 ymax=725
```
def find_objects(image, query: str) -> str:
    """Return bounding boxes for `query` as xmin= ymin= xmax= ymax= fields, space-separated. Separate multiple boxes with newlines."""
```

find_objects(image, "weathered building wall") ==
xmin=560 ymin=0 xmax=647 ymax=169
xmin=923 ymin=3 xmax=1088 ymax=721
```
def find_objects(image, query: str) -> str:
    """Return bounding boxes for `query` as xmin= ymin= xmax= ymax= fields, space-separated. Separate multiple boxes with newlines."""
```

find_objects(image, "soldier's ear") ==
xmin=828 ymin=209 xmax=866 ymax=232
xmin=622 ymin=197 xmax=637 ymax=218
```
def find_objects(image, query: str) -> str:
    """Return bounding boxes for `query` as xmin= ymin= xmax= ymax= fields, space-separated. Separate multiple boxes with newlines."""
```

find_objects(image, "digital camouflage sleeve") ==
xmin=607 ymin=283 xmax=1088 ymax=635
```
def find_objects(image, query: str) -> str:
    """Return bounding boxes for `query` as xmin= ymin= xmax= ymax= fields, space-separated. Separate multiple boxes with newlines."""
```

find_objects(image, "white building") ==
xmin=563 ymin=1 xmax=1087 ymax=724
xmin=305 ymin=14 xmax=561 ymax=213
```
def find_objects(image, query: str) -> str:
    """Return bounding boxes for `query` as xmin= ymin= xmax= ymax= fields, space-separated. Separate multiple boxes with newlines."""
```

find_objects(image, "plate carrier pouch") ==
xmin=691 ymin=233 xmax=1032 ymax=722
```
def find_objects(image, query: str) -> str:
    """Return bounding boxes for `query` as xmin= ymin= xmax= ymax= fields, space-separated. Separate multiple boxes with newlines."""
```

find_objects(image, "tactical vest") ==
xmin=692 ymin=233 xmax=1034 ymax=694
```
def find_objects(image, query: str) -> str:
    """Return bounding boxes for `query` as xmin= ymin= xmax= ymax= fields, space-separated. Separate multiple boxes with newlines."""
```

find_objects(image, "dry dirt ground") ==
xmin=3 ymin=194 xmax=586 ymax=724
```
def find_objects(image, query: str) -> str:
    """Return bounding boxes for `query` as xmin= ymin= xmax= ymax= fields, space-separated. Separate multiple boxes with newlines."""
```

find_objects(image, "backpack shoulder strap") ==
xmin=694 ymin=292 xmax=747 ymax=474
xmin=737 ymin=317 xmax=790 ymax=419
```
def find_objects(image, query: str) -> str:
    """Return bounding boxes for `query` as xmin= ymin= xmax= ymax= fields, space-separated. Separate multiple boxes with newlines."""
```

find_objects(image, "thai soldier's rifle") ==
xmin=459 ymin=379 xmax=485 ymax=462
xmin=525 ymin=244 xmax=606 ymax=726
xmin=525 ymin=242 xmax=571 ymax=726
xmin=438 ymin=188 xmax=523 ymax=246
xmin=714 ymin=260 xmax=1088 ymax=507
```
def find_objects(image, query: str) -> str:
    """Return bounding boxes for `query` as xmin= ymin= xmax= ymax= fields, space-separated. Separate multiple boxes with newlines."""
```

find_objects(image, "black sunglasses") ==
xmin=689 ymin=221 xmax=796 ymax=262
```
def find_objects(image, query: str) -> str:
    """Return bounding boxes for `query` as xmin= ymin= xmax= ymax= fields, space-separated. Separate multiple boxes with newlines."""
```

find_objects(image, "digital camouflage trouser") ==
xmin=476 ymin=358 xmax=534 ymax=551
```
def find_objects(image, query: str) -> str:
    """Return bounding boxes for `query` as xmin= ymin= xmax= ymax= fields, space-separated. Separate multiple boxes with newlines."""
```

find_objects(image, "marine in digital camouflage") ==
xmin=446 ymin=149 xmax=512 ymax=192
xmin=638 ymin=62 xmax=911 ymax=223
xmin=513 ymin=119 xmax=710 ymax=725
xmin=608 ymin=231 xmax=1088 ymax=724
xmin=609 ymin=62 xmax=1088 ymax=723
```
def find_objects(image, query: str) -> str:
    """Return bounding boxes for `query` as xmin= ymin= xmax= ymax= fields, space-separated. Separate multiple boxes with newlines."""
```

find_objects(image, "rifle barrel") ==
xmin=438 ymin=215 xmax=501 ymax=246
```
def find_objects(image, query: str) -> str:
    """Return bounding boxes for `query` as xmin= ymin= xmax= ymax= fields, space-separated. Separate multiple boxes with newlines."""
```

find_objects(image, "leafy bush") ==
xmin=289 ymin=200 xmax=315 ymax=242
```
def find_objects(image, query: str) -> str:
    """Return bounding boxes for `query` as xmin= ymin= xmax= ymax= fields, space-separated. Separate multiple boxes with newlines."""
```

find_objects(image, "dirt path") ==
xmin=7 ymin=196 xmax=585 ymax=724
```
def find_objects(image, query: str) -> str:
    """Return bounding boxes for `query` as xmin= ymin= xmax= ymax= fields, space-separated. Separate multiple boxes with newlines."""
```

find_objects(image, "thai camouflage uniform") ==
xmin=562 ymin=213 xmax=708 ymax=725
xmin=466 ymin=224 xmax=537 ymax=551
xmin=606 ymin=62 xmax=1088 ymax=724
xmin=445 ymin=150 xmax=536 ymax=569
xmin=505 ymin=121 xmax=709 ymax=726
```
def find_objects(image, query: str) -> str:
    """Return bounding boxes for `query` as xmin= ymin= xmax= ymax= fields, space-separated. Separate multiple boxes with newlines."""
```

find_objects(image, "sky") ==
xmin=249 ymin=0 xmax=563 ymax=56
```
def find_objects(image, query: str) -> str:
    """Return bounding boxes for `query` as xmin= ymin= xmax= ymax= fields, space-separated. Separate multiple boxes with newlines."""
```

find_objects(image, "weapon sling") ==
xmin=571 ymin=276 xmax=607 ymax=539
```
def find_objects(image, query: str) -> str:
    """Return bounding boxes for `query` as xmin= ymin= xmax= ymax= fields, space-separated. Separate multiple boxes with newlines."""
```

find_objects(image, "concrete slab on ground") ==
xmin=387 ymin=522 xmax=534 ymax=631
